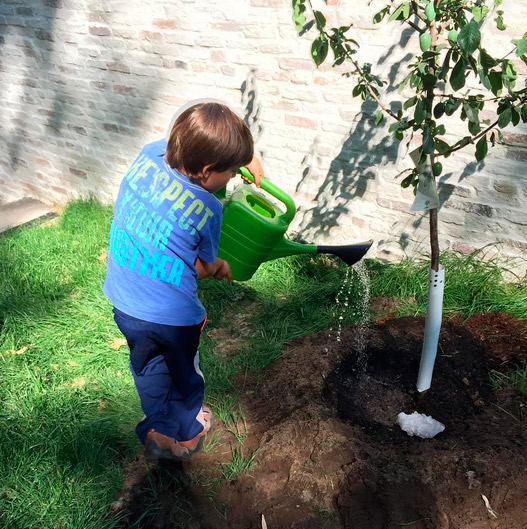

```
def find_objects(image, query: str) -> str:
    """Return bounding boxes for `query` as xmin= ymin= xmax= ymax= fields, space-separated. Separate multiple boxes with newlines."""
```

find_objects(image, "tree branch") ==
xmin=348 ymin=57 xmax=401 ymax=121
xmin=438 ymin=118 xmax=499 ymax=157
xmin=411 ymin=1 xmax=427 ymax=23
xmin=406 ymin=19 xmax=425 ymax=33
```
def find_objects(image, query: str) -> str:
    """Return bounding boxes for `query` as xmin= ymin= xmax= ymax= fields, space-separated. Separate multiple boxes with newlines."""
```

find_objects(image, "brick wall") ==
xmin=1 ymin=0 xmax=526 ymax=267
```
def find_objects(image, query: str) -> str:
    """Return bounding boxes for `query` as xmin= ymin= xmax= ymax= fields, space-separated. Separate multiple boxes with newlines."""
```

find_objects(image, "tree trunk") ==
xmin=429 ymin=208 xmax=440 ymax=271
xmin=416 ymin=0 xmax=443 ymax=393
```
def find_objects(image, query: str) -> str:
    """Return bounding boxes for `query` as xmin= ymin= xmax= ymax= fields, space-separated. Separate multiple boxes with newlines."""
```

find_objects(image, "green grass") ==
xmin=219 ymin=446 xmax=260 ymax=481
xmin=0 ymin=201 xmax=138 ymax=529
xmin=1 ymin=200 xmax=526 ymax=529
xmin=368 ymin=247 xmax=527 ymax=318
xmin=490 ymin=363 xmax=527 ymax=399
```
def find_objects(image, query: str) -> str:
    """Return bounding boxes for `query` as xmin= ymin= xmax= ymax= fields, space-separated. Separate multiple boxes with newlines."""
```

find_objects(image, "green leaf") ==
xmin=292 ymin=0 xmax=307 ymax=33
xmin=373 ymin=7 xmax=389 ymax=24
xmin=478 ymin=69 xmax=492 ymax=90
xmin=422 ymin=73 xmax=437 ymax=90
xmin=502 ymin=60 xmax=517 ymax=91
xmin=375 ymin=109 xmax=384 ymax=126
xmin=475 ymin=136 xmax=488 ymax=161
xmin=401 ymin=174 xmax=414 ymax=188
xmin=458 ymin=21 xmax=481 ymax=56
xmin=488 ymin=71 xmax=503 ymax=96
xmin=301 ymin=19 xmax=315 ymax=34
xmin=314 ymin=10 xmax=326 ymax=31
xmin=450 ymin=57 xmax=466 ymax=91
xmin=389 ymin=2 xmax=410 ymax=22
xmin=498 ymin=107 xmax=512 ymax=128
xmin=403 ymin=96 xmax=417 ymax=110
xmin=468 ymin=119 xmax=481 ymax=135
xmin=445 ymin=98 xmax=461 ymax=116
xmin=414 ymin=99 xmax=425 ymax=124
xmin=521 ymin=104 xmax=527 ymax=123
xmin=495 ymin=14 xmax=506 ymax=31
xmin=512 ymin=39 xmax=527 ymax=56
xmin=480 ymin=49 xmax=498 ymax=70
xmin=463 ymin=102 xmax=479 ymax=123
xmin=435 ymin=138 xmax=451 ymax=153
xmin=311 ymin=37 xmax=329 ymax=67
xmin=511 ymin=107 xmax=521 ymax=126
xmin=352 ymin=84 xmax=363 ymax=98
xmin=434 ymin=102 xmax=445 ymax=119
xmin=472 ymin=5 xmax=489 ymax=23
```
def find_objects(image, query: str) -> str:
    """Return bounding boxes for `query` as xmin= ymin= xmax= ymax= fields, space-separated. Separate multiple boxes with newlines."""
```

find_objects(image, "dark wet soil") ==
xmin=114 ymin=311 xmax=527 ymax=529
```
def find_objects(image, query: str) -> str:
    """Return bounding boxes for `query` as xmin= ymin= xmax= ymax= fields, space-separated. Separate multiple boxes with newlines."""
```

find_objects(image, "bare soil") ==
xmin=114 ymin=311 xmax=527 ymax=529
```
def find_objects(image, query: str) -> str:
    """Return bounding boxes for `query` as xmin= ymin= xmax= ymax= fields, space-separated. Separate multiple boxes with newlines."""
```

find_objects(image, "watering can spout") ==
xmin=265 ymin=238 xmax=373 ymax=267
xmin=317 ymin=240 xmax=374 ymax=267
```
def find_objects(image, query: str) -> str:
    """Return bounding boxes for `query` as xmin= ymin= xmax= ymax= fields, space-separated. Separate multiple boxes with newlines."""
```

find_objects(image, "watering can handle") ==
xmin=238 ymin=167 xmax=296 ymax=224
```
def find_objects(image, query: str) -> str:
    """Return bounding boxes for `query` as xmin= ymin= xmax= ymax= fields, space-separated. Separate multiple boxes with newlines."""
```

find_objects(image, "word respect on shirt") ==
xmin=125 ymin=154 xmax=214 ymax=238
xmin=108 ymin=153 xmax=216 ymax=287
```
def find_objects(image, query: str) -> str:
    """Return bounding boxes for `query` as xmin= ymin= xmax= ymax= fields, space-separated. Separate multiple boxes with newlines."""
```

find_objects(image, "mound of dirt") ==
xmin=116 ymin=313 xmax=527 ymax=529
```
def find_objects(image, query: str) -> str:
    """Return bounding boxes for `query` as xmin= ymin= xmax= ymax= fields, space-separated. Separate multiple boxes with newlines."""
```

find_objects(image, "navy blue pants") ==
xmin=113 ymin=307 xmax=207 ymax=445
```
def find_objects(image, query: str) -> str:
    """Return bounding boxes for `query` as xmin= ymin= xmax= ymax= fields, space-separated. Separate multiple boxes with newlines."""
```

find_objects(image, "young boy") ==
xmin=103 ymin=102 xmax=262 ymax=462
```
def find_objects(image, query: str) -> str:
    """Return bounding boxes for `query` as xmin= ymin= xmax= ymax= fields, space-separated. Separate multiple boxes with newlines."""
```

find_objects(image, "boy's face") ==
xmin=200 ymin=167 xmax=238 ymax=193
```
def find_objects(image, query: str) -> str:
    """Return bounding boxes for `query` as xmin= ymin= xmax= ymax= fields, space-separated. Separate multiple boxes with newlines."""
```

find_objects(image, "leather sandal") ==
xmin=144 ymin=430 xmax=190 ymax=462
xmin=178 ymin=405 xmax=215 ymax=455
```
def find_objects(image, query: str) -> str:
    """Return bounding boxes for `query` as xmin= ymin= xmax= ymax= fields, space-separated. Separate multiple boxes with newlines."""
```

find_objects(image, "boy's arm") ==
xmin=195 ymin=257 xmax=232 ymax=281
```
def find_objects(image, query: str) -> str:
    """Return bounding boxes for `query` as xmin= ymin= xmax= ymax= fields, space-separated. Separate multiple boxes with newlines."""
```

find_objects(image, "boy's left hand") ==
xmin=243 ymin=156 xmax=264 ymax=187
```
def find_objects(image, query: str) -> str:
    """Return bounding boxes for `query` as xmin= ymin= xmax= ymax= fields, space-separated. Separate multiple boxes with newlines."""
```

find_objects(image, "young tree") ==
xmin=292 ymin=0 xmax=527 ymax=391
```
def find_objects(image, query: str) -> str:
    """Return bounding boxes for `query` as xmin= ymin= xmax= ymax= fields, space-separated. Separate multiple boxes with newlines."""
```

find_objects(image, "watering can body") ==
xmin=215 ymin=169 xmax=316 ymax=280
xmin=215 ymin=168 xmax=373 ymax=281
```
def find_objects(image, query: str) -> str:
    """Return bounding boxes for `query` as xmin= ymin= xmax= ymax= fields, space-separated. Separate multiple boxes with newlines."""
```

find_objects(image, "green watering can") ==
xmin=214 ymin=167 xmax=373 ymax=281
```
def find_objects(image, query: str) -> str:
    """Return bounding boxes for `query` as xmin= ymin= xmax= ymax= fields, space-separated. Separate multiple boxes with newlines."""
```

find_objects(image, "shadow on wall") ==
xmin=290 ymin=22 xmax=490 ymax=253
xmin=290 ymin=26 xmax=419 ymax=242
xmin=0 ymin=0 xmax=57 ymax=174
xmin=0 ymin=1 xmax=161 ymax=202
xmin=241 ymin=68 xmax=265 ymax=158
xmin=295 ymin=99 xmax=401 ymax=239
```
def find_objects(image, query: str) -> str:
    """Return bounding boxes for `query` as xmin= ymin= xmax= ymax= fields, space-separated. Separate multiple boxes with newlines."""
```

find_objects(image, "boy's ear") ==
xmin=199 ymin=164 xmax=213 ymax=181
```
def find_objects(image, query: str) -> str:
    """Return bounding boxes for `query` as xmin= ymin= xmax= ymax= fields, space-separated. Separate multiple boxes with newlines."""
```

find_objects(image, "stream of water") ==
xmin=327 ymin=261 xmax=371 ymax=371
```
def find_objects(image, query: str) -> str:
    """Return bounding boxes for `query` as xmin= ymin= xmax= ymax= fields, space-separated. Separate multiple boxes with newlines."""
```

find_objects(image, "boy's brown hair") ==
xmin=165 ymin=103 xmax=254 ymax=180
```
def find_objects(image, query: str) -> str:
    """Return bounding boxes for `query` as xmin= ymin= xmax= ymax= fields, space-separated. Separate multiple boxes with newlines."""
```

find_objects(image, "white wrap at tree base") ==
xmin=416 ymin=264 xmax=445 ymax=392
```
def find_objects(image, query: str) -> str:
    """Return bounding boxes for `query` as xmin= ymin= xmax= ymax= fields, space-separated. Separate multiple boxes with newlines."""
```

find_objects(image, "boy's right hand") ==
xmin=213 ymin=259 xmax=232 ymax=282
xmin=195 ymin=257 xmax=232 ymax=281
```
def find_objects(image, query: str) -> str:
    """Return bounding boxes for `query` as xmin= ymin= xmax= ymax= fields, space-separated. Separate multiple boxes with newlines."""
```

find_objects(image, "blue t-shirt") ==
xmin=103 ymin=139 xmax=223 ymax=325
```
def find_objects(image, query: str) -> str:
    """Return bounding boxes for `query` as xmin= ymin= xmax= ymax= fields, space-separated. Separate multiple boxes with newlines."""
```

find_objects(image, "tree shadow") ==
xmin=296 ymin=99 xmax=401 ymax=239
xmin=241 ymin=68 xmax=265 ymax=159
xmin=377 ymin=26 xmax=415 ymax=95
